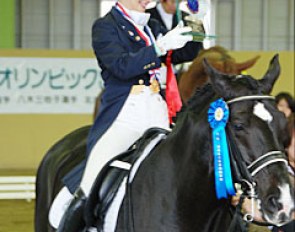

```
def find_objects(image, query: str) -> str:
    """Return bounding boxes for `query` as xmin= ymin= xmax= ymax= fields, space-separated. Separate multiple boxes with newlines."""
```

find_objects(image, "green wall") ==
xmin=0 ymin=0 xmax=15 ymax=48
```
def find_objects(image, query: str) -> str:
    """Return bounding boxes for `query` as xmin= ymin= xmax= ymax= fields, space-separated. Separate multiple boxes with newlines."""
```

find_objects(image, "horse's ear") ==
xmin=259 ymin=54 xmax=280 ymax=94
xmin=203 ymin=58 xmax=232 ymax=97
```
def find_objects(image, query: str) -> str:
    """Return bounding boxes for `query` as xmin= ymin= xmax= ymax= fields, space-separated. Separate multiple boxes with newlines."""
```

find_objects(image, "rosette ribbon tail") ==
xmin=213 ymin=128 xmax=236 ymax=199
xmin=208 ymin=99 xmax=236 ymax=199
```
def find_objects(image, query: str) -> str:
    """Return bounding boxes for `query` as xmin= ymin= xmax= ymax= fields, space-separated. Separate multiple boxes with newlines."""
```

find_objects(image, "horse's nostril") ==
xmin=266 ymin=195 xmax=283 ymax=213
xmin=278 ymin=212 xmax=288 ymax=222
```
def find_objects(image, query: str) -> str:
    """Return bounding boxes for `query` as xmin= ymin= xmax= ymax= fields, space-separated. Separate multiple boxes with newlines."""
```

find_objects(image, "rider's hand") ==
xmin=155 ymin=21 xmax=193 ymax=56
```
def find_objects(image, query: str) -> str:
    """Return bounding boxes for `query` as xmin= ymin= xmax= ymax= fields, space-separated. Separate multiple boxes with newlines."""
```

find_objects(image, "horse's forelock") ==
xmin=222 ymin=75 xmax=262 ymax=100
xmin=186 ymin=84 xmax=215 ymax=113
xmin=238 ymin=75 xmax=262 ymax=93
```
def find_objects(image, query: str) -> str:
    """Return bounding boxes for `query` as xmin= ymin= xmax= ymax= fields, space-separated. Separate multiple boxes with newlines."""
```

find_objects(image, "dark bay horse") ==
xmin=178 ymin=46 xmax=260 ymax=104
xmin=35 ymin=54 xmax=294 ymax=232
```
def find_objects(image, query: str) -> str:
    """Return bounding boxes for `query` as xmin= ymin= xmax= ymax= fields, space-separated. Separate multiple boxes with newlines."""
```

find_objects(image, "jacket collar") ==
xmin=110 ymin=7 xmax=147 ymax=45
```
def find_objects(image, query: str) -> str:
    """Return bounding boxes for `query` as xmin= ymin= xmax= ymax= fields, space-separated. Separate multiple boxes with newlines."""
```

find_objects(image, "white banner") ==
xmin=0 ymin=57 xmax=104 ymax=114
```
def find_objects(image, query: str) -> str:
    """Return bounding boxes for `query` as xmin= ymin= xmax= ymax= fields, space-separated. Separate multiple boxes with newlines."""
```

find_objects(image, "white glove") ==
xmin=155 ymin=21 xmax=193 ymax=56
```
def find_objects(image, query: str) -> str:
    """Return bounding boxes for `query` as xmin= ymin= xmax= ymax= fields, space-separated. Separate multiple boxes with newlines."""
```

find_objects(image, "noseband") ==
xmin=247 ymin=151 xmax=288 ymax=176
xmin=225 ymin=95 xmax=288 ymax=222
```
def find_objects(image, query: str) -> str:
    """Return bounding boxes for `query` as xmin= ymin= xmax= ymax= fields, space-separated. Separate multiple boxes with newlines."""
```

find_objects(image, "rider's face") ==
xmin=119 ymin=0 xmax=152 ymax=12
xmin=161 ymin=0 xmax=178 ymax=14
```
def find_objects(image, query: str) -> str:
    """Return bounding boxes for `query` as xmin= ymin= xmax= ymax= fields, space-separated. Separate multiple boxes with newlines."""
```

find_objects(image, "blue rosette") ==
xmin=208 ymin=98 xmax=236 ymax=199
xmin=187 ymin=0 xmax=199 ymax=13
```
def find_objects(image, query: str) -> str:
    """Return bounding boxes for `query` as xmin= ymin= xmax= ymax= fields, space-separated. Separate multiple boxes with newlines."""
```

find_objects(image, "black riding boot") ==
xmin=56 ymin=188 xmax=86 ymax=232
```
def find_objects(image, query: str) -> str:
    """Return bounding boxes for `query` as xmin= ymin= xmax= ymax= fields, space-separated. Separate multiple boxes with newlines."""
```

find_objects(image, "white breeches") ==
xmin=80 ymin=87 xmax=169 ymax=196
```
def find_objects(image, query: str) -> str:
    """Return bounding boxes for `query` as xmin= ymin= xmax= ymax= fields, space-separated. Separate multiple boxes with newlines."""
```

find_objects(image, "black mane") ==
xmin=186 ymin=84 xmax=216 ymax=113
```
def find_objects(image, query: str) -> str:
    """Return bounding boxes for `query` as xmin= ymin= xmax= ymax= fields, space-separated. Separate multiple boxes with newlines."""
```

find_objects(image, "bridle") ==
xmin=225 ymin=95 xmax=288 ymax=222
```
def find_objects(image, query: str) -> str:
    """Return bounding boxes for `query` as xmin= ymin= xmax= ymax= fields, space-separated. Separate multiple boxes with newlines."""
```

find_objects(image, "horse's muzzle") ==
xmin=263 ymin=184 xmax=294 ymax=226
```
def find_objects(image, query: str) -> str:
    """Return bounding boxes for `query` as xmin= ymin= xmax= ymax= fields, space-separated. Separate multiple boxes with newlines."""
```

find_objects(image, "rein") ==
xmin=225 ymin=95 xmax=288 ymax=223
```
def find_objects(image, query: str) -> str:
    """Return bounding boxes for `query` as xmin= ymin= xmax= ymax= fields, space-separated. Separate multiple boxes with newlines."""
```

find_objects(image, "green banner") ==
xmin=0 ymin=0 xmax=15 ymax=48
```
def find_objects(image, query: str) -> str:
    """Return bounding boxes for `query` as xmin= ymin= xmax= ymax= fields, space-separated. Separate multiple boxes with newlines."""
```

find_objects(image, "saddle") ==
xmin=84 ymin=127 xmax=169 ymax=229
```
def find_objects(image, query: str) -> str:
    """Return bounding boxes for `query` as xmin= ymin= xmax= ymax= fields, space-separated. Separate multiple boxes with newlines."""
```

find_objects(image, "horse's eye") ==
xmin=233 ymin=123 xmax=244 ymax=131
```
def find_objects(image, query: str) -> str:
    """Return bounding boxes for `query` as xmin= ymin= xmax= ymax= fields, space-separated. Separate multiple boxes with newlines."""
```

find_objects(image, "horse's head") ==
xmin=179 ymin=46 xmax=260 ymax=104
xmin=204 ymin=54 xmax=294 ymax=226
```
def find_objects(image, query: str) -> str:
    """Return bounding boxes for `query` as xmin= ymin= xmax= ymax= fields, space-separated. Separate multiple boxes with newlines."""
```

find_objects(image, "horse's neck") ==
xmin=171 ymin=88 xmax=216 ymax=178
xmin=118 ymin=122 xmax=232 ymax=232
xmin=120 ymin=91 xmax=234 ymax=232
xmin=169 ymin=121 xmax=233 ymax=232
xmin=171 ymin=114 xmax=214 ymax=184
xmin=136 ymin=124 xmax=232 ymax=231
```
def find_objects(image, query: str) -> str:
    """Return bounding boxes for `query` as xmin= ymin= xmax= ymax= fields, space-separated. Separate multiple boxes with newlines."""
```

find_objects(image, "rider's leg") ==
xmin=56 ymin=93 xmax=146 ymax=231
xmin=49 ymin=186 xmax=73 ymax=229
xmin=80 ymin=123 xmax=142 ymax=196
xmin=80 ymin=88 xmax=169 ymax=196
xmin=149 ymin=92 xmax=169 ymax=128
xmin=56 ymin=123 xmax=141 ymax=232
